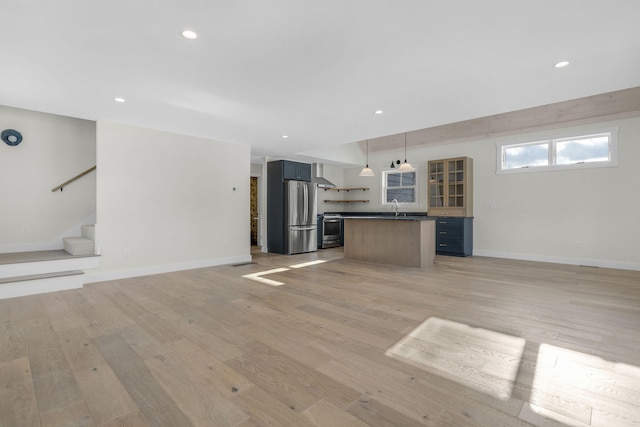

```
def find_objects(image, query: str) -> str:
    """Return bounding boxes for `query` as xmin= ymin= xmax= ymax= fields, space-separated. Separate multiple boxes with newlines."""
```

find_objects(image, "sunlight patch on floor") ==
xmin=523 ymin=343 xmax=640 ymax=426
xmin=289 ymin=260 xmax=327 ymax=269
xmin=241 ymin=268 xmax=289 ymax=286
xmin=386 ymin=317 xmax=525 ymax=400
xmin=241 ymin=260 xmax=328 ymax=286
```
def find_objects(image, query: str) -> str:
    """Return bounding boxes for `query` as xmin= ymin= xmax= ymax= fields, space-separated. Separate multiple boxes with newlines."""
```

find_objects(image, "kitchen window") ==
xmin=382 ymin=170 xmax=416 ymax=205
xmin=497 ymin=130 xmax=617 ymax=174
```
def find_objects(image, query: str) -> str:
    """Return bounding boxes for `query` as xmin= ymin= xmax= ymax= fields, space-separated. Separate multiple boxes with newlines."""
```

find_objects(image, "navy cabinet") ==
xmin=267 ymin=160 xmax=314 ymax=254
xmin=280 ymin=160 xmax=311 ymax=181
xmin=434 ymin=217 xmax=473 ymax=256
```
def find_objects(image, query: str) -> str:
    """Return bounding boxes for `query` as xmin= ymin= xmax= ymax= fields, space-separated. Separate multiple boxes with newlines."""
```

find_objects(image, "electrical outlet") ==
xmin=124 ymin=248 xmax=131 ymax=257
xmin=23 ymin=226 xmax=29 ymax=233
xmin=490 ymin=202 xmax=497 ymax=209
xmin=576 ymin=241 xmax=583 ymax=248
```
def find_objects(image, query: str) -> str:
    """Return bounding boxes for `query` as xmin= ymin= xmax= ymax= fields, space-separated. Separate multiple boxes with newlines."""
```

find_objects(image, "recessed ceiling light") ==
xmin=554 ymin=61 xmax=570 ymax=68
xmin=114 ymin=97 xmax=125 ymax=103
xmin=182 ymin=30 xmax=198 ymax=40
xmin=374 ymin=110 xmax=384 ymax=115
xmin=281 ymin=135 xmax=289 ymax=139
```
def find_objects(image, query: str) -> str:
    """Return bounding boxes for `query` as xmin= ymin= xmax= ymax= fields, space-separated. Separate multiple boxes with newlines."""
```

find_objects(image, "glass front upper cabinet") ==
xmin=427 ymin=157 xmax=473 ymax=217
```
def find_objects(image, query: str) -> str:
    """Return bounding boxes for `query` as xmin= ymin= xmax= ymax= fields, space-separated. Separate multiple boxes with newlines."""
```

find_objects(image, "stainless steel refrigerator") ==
xmin=285 ymin=180 xmax=317 ymax=254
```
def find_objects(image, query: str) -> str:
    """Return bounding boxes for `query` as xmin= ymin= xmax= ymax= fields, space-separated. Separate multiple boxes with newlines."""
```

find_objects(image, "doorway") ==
xmin=250 ymin=177 xmax=258 ymax=246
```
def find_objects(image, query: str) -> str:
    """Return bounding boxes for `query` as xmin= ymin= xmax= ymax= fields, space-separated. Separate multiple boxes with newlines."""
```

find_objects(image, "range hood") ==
xmin=311 ymin=163 xmax=336 ymax=188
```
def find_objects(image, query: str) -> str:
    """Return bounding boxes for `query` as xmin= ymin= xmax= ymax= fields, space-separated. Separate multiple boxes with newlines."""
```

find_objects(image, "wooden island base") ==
xmin=343 ymin=218 xmax=436 ymax=268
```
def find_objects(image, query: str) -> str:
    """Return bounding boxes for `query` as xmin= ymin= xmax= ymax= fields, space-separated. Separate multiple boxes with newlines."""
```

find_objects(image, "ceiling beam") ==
xmin=366 ymin=86 xmax=640 ymax=153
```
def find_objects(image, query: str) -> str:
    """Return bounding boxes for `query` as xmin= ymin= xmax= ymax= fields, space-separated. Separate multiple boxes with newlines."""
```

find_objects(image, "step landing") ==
xmin=0 ymin=250 xmax=100 ymax=300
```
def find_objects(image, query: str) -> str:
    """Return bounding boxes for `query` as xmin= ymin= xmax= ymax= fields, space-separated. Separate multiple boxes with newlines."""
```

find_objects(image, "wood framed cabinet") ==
xmin=427 ymin=157 xmax=473 ymax=217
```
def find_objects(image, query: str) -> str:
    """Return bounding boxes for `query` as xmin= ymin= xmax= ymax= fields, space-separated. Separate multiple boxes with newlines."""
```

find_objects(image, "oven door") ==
xmin=322 ymin=218 xmax=341 ymax=248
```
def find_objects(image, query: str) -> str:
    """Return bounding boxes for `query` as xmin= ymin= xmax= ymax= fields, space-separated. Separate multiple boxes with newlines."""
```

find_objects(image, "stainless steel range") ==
xmin=321 ymin=214 xmax=342 ymax=248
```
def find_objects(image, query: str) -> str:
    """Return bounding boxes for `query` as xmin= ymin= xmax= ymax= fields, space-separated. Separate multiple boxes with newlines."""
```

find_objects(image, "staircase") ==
xmin=64 ymin=224 xmax=96 ymax=255
xmin=0 ymin=225 xmax=100 ymax=300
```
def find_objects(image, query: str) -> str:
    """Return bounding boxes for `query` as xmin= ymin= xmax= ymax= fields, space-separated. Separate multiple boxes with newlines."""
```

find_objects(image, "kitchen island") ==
xmin=343 ymin=216 xmax=436 ymax=268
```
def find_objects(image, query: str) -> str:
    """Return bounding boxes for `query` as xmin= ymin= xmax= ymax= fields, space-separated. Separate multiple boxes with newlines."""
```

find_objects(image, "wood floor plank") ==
xmin=302 ymin=398 xmax=370 ymax=426
xmin=72 ymin=300 xmax=134 ymax=338
xmin=346 ymin=395 xmax=435 ymax=427
xmin=228 ymin=386 xmax=316 ymax=427
xmin=131 ymin=311 xmax=184 ymax=344
xmin=98 ymin=411 xmax=150 ymax=427
xmin=21 ymin=316 xmax=86 ymax=417
xmin=317 ymin=358 xmax=446 ymax=423
xmin=226 ymin=340 xmax=361 ymax=413
xmin=150 ymin=307 xmax=244 ymax=361
xmin=237 ymin=319 xmax=332 ymax=368
xmin=194 ymin=297 xmax=252 ymax=328
xmin=56 ymin=327 xmax=107 ymax=371
xmin=39 ymin=400 xmax=95 ymax=427
xmin=94 ymin=333 xmax=195 ymax=427
xmin=165 ymin=338 xmax=255 ymax=398
xmin=104 ymin=291 xmax=150 ymax=318
xmin=144 ymin=344 xmax=250 ymax=426
xmin=0 ymin=356 xmax=40 ymax=427
xmin=0 ymin=320 xmax=27 ymax=363
xmin=73 ymin=363 xmax=139 ymax=425
xmin=48 ymin=307 xmax=87 ymax=333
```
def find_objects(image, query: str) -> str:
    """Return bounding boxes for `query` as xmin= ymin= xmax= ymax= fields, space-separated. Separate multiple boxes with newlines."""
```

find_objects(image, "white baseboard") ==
xmin=473 ymin=249 xmax=640 ymax=271
xmin=84 ymin=254 xmax=253 ymax=284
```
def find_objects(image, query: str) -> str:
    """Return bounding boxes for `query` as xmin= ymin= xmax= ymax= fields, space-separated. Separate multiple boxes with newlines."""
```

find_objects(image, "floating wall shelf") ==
xmin=323 ymin=187 xmax=369 ymax=203
xmin=324 ymin=200 xmax=369 ymax=203
xmin=323 ymin=187 xmax=369 ymax=192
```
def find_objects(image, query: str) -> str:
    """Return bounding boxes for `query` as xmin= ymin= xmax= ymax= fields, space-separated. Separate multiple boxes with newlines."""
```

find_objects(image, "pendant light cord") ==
xmin=366 ymin=140 xmax=369 ymax=166
xmin=404 ymin=133 xmax=407 ymax=162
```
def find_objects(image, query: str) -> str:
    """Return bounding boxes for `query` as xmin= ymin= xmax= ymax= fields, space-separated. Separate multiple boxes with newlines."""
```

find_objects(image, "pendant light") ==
xmin=398 ymin=132 xmax=415 ymax=172
xmin=359 ymin=140 xmax=375 ymax=177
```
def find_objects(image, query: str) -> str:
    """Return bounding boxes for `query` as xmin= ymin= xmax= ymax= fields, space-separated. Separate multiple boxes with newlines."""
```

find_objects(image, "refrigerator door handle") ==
xmin=303 ymin=184 xmax=308 ymax=225
xmin=291 ymin=226 xmax=316 ymax=231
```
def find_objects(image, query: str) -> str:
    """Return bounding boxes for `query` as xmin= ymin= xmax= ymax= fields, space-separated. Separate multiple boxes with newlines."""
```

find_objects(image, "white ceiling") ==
xmin=2 ymin=1 xmax=640 ymax=162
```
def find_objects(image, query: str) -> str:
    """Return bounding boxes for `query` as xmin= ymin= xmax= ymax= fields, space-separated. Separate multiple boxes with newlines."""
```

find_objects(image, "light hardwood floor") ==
xmin=1 ymin=248 xmax=639 ymax=426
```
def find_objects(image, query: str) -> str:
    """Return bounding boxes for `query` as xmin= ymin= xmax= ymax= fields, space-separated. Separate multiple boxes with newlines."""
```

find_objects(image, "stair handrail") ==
xmin=51 ymin=165 xmax=96 ymax=192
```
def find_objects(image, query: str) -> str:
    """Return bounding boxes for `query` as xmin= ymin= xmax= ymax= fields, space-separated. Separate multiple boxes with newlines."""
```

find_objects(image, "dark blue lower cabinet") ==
xmin=434 ymin=217 xmax=473 ymax=256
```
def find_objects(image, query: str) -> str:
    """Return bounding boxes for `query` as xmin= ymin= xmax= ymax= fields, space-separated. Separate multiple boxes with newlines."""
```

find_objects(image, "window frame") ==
xmin=496 ymin=129 xmax=618 ymax=175
xmin=381 ymin=169 xmax=418 ymax=206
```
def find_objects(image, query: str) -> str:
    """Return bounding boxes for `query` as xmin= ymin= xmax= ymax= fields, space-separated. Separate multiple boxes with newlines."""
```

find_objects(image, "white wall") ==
xmin=90 ymin=121 xmax=251 ymax=282
xmin=0 ymin=106 xmax=96 ymax=252
xmin=338 ymin=116 xmax=640 ymax=270
xmin=317 ymin=164 xmax=346 ymax=214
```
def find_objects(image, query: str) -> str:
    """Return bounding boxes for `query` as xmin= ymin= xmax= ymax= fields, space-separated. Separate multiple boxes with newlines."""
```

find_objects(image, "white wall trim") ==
xmin=473 ymin=250 xmax=640 ymax=272
xmin=84 ymin=254 xmax=253 ymax=284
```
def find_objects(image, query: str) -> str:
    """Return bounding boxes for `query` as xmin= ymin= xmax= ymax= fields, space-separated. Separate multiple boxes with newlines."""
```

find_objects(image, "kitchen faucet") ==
xmin=392 ymin=199 xmax=399 ymax=216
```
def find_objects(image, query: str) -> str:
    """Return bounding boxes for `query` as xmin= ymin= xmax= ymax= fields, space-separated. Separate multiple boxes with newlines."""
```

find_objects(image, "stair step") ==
xmin=0 ymin=250 xmax=100 ymax=279
xmin=0 ymin=270 xmax=84 ymax=284
xmin=0 ymin=270 xmax=84 ymax=300
xmin=81 ymin=224 xmax=95 ymax=241
xmin=64 ymin=236 xmax=94 ymax=256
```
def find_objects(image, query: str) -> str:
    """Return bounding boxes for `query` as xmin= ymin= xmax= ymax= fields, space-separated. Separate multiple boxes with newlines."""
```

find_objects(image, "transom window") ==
xmin=382 ymin=170 xmax=416 ymax=205
xmin=497 ymin=130 xmax=617 ymax=174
